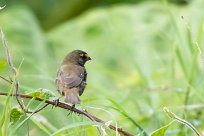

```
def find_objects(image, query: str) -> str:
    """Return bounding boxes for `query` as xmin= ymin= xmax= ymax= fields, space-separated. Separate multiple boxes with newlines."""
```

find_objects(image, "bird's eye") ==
xmin=79 ymin=53 xmax=86 ymax=60
xmin=79 ymin=53 xmax=90 ymax=60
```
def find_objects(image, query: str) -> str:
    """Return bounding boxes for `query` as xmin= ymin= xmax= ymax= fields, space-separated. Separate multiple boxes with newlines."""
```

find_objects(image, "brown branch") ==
xmin=0 ymin=92 xmax=134 ymax=136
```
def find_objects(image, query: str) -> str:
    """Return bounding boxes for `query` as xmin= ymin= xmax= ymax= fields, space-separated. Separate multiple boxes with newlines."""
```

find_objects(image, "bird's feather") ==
xmin=56 ymin=64 xmax=87 ymax=97
xmin=60 ymin=71 xmax=82 ymax=88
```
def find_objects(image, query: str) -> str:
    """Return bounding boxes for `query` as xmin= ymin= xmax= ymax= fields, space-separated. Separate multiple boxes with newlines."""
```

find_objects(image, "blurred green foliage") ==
xmin=2 ymin=0 xmax=191 ymax=30
xmin=0 ymin=0 xmax=204 ymax=135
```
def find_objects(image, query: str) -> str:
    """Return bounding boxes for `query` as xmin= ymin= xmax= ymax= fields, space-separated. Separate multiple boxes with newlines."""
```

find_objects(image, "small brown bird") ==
xmin=55 ymin=50 xmax=91 ymax=105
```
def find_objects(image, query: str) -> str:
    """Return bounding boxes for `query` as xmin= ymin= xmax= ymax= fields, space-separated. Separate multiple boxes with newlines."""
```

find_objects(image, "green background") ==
xmin=0 ymin=0 xmax=204 ymax=135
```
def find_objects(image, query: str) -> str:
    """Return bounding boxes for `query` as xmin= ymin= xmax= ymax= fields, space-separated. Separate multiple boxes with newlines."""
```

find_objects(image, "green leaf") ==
xmin=9 ymin=107 xmax=23 ymax=124
xmin=0 ymin=59 xmax=7 ymax=72
xmin=27 ymin=88 xmax=56 ymax=100
xmin=151 ymin=121 xmax=175 ymax=136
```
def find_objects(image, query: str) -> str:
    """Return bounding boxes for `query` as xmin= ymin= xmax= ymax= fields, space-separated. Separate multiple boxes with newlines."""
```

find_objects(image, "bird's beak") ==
xmin=87 ymin=56 xmax=91 ymax=61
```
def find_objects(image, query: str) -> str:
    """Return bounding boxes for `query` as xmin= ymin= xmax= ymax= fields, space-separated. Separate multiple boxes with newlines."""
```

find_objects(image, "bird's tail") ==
xmin=64 ymin=90 xmax=81 ymax=104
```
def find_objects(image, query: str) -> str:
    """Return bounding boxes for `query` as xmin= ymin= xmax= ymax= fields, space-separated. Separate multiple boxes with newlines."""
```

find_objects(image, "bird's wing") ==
xmin=59 ymin=70 xmax=83 ymax=89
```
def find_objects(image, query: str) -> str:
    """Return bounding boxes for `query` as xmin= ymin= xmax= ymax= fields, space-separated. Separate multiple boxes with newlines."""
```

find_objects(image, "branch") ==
xmin=0 ymin=92 xmax=134 ymax=136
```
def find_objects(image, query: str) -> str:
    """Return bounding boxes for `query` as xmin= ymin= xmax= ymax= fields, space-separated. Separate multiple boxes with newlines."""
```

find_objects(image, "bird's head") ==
xmin=63 ymin=50 xmax=91 ymax=66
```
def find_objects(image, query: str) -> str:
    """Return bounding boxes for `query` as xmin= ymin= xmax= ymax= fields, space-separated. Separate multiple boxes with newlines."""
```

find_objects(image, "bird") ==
xmin=55 ymin=50 xmax=91 ymax=105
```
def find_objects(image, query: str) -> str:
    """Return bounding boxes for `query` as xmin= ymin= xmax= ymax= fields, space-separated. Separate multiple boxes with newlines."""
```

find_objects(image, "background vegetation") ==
xmin=0 ymin=0 xmax=204 ymax=135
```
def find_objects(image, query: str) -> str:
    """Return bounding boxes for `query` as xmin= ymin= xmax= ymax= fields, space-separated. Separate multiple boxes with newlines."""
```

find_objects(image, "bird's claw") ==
xmin=66 ymin=104 xmax=76 ymax=116
xmin=52 ymin=98 xmax=60 ymax=109
xmin=71 ymin=104 xmax=75 ymax=110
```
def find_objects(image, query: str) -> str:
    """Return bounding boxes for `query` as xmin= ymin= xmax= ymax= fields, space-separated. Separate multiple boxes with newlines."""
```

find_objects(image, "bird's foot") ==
xmin=67 ymin=104 xmax=75 ymax=116
xmin=71 ymin=104 xmax=75 ymax=110
xmin=52 ymin=98 xmax=60 ymax=109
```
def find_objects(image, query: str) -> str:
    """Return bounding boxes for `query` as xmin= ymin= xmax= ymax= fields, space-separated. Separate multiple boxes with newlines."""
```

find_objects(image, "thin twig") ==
xmin=0 ymin=92 xmax=134 ymax=136
xmin=164 ymin=107 xmax=201 ymax=136
xmin=26 ymin=103 xmax=50 ymax=114
xmin=175 ymin=116 xmax=200 ymax=136
xmin=0 ymin=30 xmax=44 ymax=114
xmin=0 ymin=30 xmax=25 ymax=112
xmin=0 ymin=75 xmax=12 ymax=84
